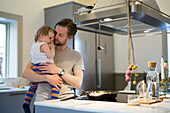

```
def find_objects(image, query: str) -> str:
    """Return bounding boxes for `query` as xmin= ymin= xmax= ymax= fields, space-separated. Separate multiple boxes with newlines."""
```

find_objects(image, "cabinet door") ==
xmin=74 ymin=30 xmax=96 ymax=91
xmin=96 ymin=34 xmax=115 ymax=90
xmin=0 ymin=91 xmax=35 ymax=113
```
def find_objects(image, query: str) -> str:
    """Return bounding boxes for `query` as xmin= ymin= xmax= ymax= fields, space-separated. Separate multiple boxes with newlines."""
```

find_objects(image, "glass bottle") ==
xmin=136 ymin=71 xmax=147 ymax=100
xmin=136 ymin=80 xmax=147 ymax=98
xmin=146 ymin=61 xmax=159 ymax=100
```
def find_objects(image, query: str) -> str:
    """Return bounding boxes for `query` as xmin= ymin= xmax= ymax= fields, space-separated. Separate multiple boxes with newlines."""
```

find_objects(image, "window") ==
xmin=0 ymin=23 xmax=6 ymax=77
xmin=0 ymin=11 xmax=22 ymax=78
xmin=168 ymin=32 xmax=170 ymax=77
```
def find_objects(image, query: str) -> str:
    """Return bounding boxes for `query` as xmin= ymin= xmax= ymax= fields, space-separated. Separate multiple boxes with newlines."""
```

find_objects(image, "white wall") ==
xmin=113 ymin=32 xmax=164 ymax=73
xmin=0 ymin=0 xmax=45 ymax=75
xmin=156 ymin=0 xmax=170 ymax=15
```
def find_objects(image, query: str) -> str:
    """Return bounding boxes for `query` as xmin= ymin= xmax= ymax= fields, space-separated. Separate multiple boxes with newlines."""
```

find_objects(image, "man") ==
xmin=22 ymin=18 xmax=85 ymax=103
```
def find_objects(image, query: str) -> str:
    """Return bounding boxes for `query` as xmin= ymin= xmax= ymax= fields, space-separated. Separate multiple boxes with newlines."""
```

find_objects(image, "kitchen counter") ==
xmin=35 ymin=95 xmax=170 ymax=113
xmin=0 ymin=86 xmax=29 ymax=93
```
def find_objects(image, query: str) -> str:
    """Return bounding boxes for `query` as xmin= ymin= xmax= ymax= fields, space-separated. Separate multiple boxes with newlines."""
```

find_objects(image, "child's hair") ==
xmin=34 ymin=25 xmax=56 ymax=42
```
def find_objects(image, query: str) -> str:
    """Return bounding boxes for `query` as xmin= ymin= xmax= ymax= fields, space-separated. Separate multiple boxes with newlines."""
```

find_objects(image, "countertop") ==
xmin=34 ymin=95 xmax=170 ymax=113
xmin=0 ymin=86 xmax=29 ymax=93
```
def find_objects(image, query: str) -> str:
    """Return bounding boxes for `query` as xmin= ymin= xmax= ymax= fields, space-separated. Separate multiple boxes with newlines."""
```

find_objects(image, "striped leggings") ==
xmin=23 ymin=63 xmax=61 ymax=105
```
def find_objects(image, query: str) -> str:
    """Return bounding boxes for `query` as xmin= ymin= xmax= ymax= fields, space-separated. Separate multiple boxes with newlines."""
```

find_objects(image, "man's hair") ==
xmin=54 ymin=18 xmax=77 ymax=37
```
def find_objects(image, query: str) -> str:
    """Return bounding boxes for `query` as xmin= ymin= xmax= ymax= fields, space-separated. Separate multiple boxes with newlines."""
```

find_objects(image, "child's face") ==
xmin=41 ymin=31 xmax=55 ymax=44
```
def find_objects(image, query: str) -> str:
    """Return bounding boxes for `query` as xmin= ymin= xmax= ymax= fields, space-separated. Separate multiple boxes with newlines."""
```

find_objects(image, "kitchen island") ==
xmin=35 ymin=95 xmax=170 ymax=113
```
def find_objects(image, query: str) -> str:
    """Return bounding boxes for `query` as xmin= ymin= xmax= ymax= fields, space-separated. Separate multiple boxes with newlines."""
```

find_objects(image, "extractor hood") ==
xmin=74 ymin=0 xmax=170 ymax=35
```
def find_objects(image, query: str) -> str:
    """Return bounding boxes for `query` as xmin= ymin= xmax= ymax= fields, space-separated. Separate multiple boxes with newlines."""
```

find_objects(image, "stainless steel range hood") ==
xmin=74 ymin=0 xmax=170 ymax=35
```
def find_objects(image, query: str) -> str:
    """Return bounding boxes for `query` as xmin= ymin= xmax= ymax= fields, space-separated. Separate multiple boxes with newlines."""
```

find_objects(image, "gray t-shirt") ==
xmin=35 ymin=47 xmax=85 ymax=102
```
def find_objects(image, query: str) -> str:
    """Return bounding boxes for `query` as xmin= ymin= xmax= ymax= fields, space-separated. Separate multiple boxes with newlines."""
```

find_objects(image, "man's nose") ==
xmin=55 ymin=34 xmax=59 ymax=39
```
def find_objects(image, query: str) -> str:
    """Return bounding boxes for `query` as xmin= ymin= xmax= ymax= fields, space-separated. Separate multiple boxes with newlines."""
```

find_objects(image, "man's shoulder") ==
xmin=68 ymin=47 xmax=81 ymax=56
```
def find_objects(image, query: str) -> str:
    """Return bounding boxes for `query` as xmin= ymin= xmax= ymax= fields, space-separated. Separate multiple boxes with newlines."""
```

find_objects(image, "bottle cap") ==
xmin=148 ymin=61 xmax=157 ymax=68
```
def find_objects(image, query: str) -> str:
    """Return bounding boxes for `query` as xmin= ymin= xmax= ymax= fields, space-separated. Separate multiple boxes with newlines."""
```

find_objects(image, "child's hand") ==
xmin=49 ymin=43 xmax=55 ymax=49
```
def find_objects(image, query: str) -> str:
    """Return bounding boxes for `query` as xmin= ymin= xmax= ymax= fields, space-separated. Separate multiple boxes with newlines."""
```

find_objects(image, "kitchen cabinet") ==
xmin=96 ymin=33 xmax=115 ymax=90
xmin=0 ymin=91 xmax=34 ymax=113
xmin=45 ymin=2 xmax=85 ymax=49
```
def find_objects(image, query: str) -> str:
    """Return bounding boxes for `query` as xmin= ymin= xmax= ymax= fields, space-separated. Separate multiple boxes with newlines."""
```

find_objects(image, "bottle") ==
xmin=136 ymin=71 xmax=150 ymax=101
xmin=136 ymin=80 xmax=147 ymax=99
xmin=146 ymin=61 xmax=160 ymax=100
xmin=136 ymin=71 xmax=147 ymax=96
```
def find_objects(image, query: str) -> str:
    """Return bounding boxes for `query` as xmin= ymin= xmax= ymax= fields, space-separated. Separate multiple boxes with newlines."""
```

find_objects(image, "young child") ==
xmin=23 ymin=25 xmax=61 ymax=113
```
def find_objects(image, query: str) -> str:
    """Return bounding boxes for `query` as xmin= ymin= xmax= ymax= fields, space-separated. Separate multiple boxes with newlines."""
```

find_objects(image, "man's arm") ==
xmin=38 ymin=62 xmax=83 ymax=89
xmin=61 ymin=69 xmax=83 ymax=89
xmin=22 ymin=61 xmax=63 ymax=90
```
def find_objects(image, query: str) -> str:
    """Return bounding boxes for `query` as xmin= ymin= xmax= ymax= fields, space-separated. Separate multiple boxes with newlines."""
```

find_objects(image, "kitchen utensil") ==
xmin=79 ymin=89 xmax=117 ymax=102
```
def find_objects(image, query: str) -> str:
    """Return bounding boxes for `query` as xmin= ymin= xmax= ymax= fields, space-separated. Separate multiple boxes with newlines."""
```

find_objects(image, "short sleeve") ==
xmin=73 ymin=53 xmax=85 ymax=71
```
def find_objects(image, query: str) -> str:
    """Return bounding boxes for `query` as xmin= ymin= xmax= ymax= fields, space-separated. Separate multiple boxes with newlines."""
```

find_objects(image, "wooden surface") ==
xmin=139 ymin=97 xmax=163 ymax=104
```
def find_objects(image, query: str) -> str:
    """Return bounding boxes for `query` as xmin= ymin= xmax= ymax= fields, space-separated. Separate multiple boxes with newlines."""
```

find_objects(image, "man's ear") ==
xmin=68 ymin=36 xmax=73 ymax=40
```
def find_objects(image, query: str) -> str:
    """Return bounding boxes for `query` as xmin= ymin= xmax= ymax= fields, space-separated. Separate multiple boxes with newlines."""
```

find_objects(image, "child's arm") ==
xmin=41 ymin=43 xmax=55 ymax=59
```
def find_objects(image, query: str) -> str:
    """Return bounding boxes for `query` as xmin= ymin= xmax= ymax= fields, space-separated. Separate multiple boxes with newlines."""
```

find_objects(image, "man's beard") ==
xmin=54 ymin=38 xmax=67 ymax=46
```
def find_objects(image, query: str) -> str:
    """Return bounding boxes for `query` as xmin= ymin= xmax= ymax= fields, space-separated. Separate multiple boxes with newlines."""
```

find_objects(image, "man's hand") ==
xmin=46 ymin=74 xmax=63 ymax=91
xmin=39 ymin=62 xmax=62 ymax=74
xmin=39 ymin=62 xmax=63 ymax=90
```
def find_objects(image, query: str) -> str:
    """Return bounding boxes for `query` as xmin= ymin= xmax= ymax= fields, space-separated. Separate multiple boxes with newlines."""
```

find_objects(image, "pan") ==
xmin=79 ymin=89 xmax=118 ymax=102
xmin=86 ymin=90 xmax=117 ymax=102
xmin=60 ymin=88 xmax=117 ymax=102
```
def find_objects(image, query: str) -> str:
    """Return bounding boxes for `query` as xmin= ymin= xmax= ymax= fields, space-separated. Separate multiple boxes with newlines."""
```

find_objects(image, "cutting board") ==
xmin=139 ymin=97 xmax=163 ymax=104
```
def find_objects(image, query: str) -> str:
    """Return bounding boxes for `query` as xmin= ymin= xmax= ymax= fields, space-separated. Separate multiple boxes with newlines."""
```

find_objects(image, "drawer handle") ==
xmin=9 ymin=93 xmax=25 ymax=96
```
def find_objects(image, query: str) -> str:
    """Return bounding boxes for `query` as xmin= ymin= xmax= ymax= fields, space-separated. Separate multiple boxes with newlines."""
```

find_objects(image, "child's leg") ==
xmin=23 ymin=82 xmax=38 ymax=113
xmin=51 ymin=85 xmax=61 ymax=100
xmin=24 ymin=63 xmax=41 ymax=105
xmin=24 ymin=82 xmax=38 ymax=105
